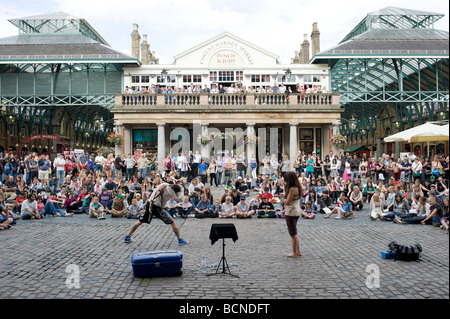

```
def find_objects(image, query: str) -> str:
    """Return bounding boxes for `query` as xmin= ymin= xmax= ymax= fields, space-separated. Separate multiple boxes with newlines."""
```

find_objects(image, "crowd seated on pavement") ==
xmin=0 ymin=149 xmax=448 ymax=234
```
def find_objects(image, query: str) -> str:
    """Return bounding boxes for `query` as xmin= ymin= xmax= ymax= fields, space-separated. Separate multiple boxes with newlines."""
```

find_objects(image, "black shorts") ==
xmin=139 ymin=203 xmax=174 ymax=225
xmin=285 ymin=216 xmax=299 ymax=237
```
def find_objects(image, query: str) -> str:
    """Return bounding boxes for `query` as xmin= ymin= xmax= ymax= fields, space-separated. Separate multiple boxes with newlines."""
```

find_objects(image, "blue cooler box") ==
xmin=381 ymin=251 xmax=397 ymax=259
xmin=131 ymin=250 xmax=183 ymax=277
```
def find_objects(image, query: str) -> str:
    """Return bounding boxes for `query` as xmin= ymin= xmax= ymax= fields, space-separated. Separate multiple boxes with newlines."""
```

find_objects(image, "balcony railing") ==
xmin=117 ymin=93 xmax=339 ymax=108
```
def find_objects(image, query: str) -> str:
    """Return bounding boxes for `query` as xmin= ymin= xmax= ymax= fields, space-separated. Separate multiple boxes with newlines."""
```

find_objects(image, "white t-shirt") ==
xmin=54 ymin=158 xmax=66 ymax=171
xmin=21 ymin=199 xmax=37 ymax=215
xmin=95 ymin=156 xmax=105 ymax=165
xmin=125 ymin=158 xmax=136 ymax=168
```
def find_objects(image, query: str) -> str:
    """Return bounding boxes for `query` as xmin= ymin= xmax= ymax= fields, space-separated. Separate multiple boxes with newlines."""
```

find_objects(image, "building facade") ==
xmin=113 ymin=25 xmax=341 ymax=170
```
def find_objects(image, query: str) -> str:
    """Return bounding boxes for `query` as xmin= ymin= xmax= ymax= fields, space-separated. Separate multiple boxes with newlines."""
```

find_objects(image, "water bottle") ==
xmin=200 ymin=256 xmax=207 ymax=274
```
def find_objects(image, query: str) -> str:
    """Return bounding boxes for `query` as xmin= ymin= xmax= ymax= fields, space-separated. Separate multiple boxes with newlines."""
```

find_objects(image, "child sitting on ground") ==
xmin=324 ymin=196 xmax=354 ymax=220
xmin=219 ymin=196 xmax=236 ymax=218
xmin=301 ymin=201 xmax=315 ymax=219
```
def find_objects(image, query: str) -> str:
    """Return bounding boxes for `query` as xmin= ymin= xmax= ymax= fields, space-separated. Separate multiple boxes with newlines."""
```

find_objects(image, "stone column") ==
xmin=157 ymin=123 xmax=166 ymax=172
xmin=201 ymin=123 xmax=210 ymax=163
xmin=123 ymin=126 xmax=132 ymax=155
xmin=246 ymin=123 xmax=256 ymax=175
xmin=289 ymin=123 xmax=298 ymax=171
xmin=114 ymin=125 xmax=123 ymax=156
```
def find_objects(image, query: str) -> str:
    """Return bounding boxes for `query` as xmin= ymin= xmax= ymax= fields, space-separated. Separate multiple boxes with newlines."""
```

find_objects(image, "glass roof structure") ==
xmin=310 ymin=7 xmax=449 ymax=139
xmin=0 ymin=12 xmax=140 ymax=146
xmin=8 ymin=11 xmax=109 ymax=46
xmin=340 ymin=6 xmax=445 ymax=43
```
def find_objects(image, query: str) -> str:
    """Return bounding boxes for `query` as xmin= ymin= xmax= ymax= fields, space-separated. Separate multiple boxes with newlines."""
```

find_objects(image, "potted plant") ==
xmin=331 ymin=134 xmax=347 ymax=147
xmin=243 ymin=135 xmax=261 ymax=145
xmin=196 ymin=134 xmax=214 ymax=146
xmin=107 ymin=133 xmax=123 ymax=145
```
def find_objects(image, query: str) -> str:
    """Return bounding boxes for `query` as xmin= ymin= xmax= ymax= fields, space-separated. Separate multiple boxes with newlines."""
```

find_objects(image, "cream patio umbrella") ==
xmin=384 ymin=122 xmax=449 ymax=156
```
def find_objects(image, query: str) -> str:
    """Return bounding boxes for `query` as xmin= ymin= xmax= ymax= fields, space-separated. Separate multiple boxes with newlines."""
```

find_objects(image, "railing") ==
xmin=118 ymin=93 xmax=339 ymax=107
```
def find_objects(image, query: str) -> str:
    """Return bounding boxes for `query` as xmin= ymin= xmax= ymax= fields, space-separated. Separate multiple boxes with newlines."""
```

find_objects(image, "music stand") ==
xmin=207 ymin=223 xmax=239 ymax=278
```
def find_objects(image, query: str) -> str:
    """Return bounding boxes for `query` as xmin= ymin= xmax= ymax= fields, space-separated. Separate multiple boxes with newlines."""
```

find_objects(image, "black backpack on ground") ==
xmin=388 ymin=241 xmax=423 ymax=262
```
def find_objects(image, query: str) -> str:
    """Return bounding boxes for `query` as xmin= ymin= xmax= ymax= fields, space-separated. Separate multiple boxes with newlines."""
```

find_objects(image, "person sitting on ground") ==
xmin=394 ymin=196 xmax=429 ymax=225
xmin=194 ymin=193 xmax=213 ymax=218
xmin=420 ymin=196 xmax=444 ymax=227
xmin=0 ymin=203 xmax=14 ymax=230
xmin=440 ymin=196 xmax=449 ymax=233
xmin=261 ymin=187 xmax=273 ymax=201
xmin=209 ymin=199 xmax=222 ymax=218
xmin=165 ymin=197 xmax=179 ymax=217
xmin=325 ymin=196 xmax=354 ymax=220
xmin=235 ymin=196 xmax=255 ymax=218
xmin=219 ymin=196 xmax=236 ymax=218
xmin=64 ymin=192 xmax=80 ymax=214
xmin=382 ymin=193 xmax=409 ymax=221
xmin=127 ymin=198 xmax=144 ymax=219
xmin=257 ymin=194 xmax=276 ymax=218
xmin=42 ymin=192 xmax=69 ymax=217
xmin=317 ymin=190 xmax=334 ymax=214
xmin=249 ymin=193 xmax=261 ymax=214
xmin=189 ymin=187 xmax=202 ymax=207
xmin=349 ymin=186 xmax=364 ymax=211
xmin=89 ymin=195 xmax=105 ymax=219
xmin=301 ymin=201 xmax=315 ymax=219
xmin=230 ymin=189 xmax=241 ymax=206
xmin=176 ymin=195 xmax=193 ymax=218
xmin=237 ymin=180 xmax=250 ymax=198
xmin=369 ymin=192 xmax=384 ymax=221
xmin=110 ymin=194 xmax=127 ymax=217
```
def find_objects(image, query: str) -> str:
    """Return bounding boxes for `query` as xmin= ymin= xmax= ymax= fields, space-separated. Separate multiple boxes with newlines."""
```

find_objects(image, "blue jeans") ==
xmin=383 ymin=212 xmax=402 ymax=221
xmin=223 ymin=170 xmax=232 ymax=185
xmin=216 ymin=171 xmax=223 ymax=186
xmin=139 ymin=168 xmax=147 ymax=178
xmin=305 ymin=171 xmax=314 ymax=179
xmin=177 ymin=207 xmax=193 ymax=216
xmin=56 ymin=170 xmax=65 ymax=189
xmin=22 ymin=210 xmax=44 ymax=220
xmin=43 ymin=201 xmax=66 ymax=217
xmin=126 ymin=168 xmax=133 ymax=181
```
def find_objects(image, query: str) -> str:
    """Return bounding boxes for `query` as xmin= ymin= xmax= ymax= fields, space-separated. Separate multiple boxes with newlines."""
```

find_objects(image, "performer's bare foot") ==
xmin=287 ymin=253 xmax=298 ymax=258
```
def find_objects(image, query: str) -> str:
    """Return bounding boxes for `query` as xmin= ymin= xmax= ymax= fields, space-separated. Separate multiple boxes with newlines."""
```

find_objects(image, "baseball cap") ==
xmin=240 ymin=196 xmax=246 ymax=200
xmin=117 ymin=194 xmax=125 ymax=199
xmin=261 ymin=194 xmax=268 ymax=199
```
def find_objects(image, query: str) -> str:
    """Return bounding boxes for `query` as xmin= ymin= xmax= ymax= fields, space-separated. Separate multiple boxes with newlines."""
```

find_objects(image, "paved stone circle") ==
xmin=0 ymin=188 xmax=448 ymax=299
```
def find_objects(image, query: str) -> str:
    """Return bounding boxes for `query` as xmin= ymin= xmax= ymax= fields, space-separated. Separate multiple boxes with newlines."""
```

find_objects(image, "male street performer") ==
xmin=123 ymin=183 xmax=188 ymax=245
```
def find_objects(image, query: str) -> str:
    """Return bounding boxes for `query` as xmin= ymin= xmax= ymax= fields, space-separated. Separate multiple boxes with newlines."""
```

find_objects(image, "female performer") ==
xmin=280 ymin=171 xmax=303 ymax=258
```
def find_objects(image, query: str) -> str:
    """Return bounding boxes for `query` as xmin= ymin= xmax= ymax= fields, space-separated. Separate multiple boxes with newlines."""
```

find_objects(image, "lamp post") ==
xmin=6 ymin=114 xmax=15 ymax=152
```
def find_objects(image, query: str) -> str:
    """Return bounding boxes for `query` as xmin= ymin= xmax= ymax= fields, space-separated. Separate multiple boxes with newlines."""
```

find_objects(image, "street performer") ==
xmin=123 ymin=183 xmax=188 ymax=245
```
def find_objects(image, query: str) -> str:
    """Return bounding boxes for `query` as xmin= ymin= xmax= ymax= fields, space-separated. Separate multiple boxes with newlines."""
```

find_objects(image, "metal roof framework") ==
xmin=340 ymin=6 xmax=445 ymax=43
xmin=310 ymin=7 xmax=449 ymax=143
xmin=0 ymin=13 xmax=140 ymax=147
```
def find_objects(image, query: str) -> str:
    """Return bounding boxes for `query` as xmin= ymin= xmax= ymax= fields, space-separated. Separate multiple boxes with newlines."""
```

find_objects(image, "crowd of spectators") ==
xmin=0 ymin=149 xmax=448 ymax=234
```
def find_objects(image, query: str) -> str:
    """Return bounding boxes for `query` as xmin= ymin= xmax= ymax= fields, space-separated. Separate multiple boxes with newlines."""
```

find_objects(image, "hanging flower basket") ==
xmin=331 ymin=134 xmax=347 ymax=147
xmin=196 ymin=134 xmax=214 ymax=146
xmin=243 ymin=135 xmax=261 ymax=145
xmin=107 ymin=133 xmax=123 ymax=144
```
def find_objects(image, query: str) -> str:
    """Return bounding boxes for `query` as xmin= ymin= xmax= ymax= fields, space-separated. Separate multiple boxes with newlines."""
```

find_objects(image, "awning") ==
xmin=343 ymin=145 xmax=371 ymax=153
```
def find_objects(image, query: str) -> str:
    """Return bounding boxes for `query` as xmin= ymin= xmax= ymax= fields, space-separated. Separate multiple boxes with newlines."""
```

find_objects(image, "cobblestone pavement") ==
xmin=0 ymin=188 xmax=448 ymax=300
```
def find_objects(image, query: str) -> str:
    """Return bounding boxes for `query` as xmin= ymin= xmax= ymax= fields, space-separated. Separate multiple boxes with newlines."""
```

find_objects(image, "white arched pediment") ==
xmin=173 ymin=32 xmax=279 ymax=67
